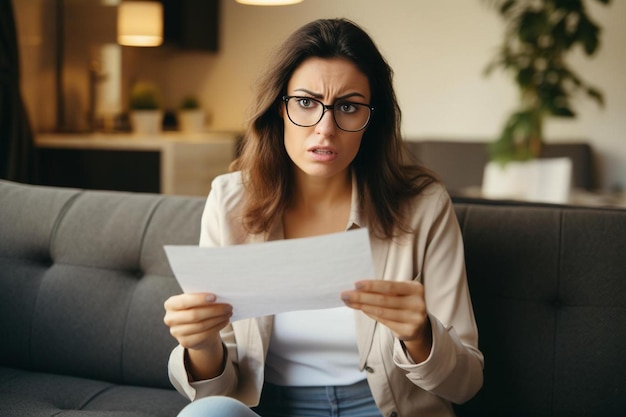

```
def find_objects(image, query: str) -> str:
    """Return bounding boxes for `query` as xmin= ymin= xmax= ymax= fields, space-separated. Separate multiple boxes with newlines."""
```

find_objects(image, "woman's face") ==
xmin=282 ymin=57 xmax=371 ymax=181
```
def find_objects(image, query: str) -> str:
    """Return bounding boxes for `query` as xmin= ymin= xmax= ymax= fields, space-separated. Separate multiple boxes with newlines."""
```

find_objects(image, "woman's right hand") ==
xmin=164 ymin=293 xmax=233 ymax=351
xmin=164 ymin=293 xmax=233 ymax=380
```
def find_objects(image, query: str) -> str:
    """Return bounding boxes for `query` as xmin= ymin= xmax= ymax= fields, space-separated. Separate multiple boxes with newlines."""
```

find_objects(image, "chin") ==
xmin=301 ymin=165 xmax=350 ymax=180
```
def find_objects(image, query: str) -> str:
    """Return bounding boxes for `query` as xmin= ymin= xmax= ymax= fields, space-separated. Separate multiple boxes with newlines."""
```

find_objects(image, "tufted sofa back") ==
xmin=453 ymin=198 xmax=626 ymax=417
xmin=0 ymin=180 xmax=206 ymax=389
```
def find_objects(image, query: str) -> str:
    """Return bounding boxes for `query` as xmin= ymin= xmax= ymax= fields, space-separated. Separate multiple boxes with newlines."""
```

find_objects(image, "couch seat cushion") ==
xmin=0 ymin=367 xmax=189 ymax=417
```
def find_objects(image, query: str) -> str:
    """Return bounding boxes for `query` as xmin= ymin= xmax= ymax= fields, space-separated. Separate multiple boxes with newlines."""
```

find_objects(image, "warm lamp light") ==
xmin=117 ymin=1 xmax=163 ymax=47
xmin=236 ymin=0 xmax=303 ymax=5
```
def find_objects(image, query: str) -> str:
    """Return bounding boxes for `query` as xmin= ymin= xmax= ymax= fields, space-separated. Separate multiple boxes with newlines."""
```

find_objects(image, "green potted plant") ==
xmin=485 ymin=0 xmax=608 ymax=162
xmin=481 ymin=0 xmax=609 ymax=201
xmin=177 ymin=95 xmax=206 ymax=133
xmin=129 ymin=81 xmax=163 ymax=135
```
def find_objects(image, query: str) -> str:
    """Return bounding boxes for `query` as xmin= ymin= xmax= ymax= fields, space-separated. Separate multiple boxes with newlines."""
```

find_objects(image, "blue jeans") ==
xmin=177 ymin=379 xmax=382 ymax=417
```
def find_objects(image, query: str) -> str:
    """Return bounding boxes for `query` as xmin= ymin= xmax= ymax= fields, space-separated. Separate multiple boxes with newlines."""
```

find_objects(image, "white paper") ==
xmin=164 ymin=228 xmax=375 ymax=321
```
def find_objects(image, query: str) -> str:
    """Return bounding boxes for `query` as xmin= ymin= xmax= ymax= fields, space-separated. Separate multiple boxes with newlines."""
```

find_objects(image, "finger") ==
xmin=354 ymin=280 xmax=422 ymax=296
xmin=345 ymin=290 xmax=395 ymax=309
xmin=164 ymin=303 xmax=233 ymax=327
xmin=358 ymin=303 xmax=425 ymax=323
xmin=356 ymin=302 xmax=429 ymax=340
xmin=342 ymin=280 xmax=424 ymax=310
xmin=342 ymin=289 xmax=418 ymax=311
xmin=164 ymin=293 xmax=220 ymax=311
xmin=343 ymin=291 xmax=427 ymax=327
xmin=169 ymin=312 xmax=232 ymax=339
xmin=172 ymin=316 xmax=232 ymax=351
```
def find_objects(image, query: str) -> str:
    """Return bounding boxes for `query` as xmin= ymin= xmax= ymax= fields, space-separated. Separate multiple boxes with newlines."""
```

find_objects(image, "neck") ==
xmin=283 ymin=169 xmax=353 ymax=239
xmin=290 ymin=169 xmax=352 ymax=212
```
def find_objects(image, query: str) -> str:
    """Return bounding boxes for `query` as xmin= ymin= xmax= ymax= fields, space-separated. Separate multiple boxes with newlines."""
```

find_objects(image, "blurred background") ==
xmin=8 ymin=0 xmax=626 ymax=196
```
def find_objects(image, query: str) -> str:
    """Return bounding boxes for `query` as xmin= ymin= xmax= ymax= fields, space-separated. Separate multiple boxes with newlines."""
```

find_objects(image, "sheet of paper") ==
xmin=164 ymin=228 xmax=374 ymax=321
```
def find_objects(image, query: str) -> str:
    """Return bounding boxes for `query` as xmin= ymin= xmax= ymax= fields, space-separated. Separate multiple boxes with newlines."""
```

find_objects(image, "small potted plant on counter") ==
xmin=129 ymin=81 xmax=163 ymax=135
xmin=177 ymin=95 xmax=206 ymax=133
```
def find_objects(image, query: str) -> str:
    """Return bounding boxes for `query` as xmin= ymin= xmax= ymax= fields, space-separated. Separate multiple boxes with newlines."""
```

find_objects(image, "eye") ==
xmin=296 ymin=97 xmax=318 ymax=109
xmin=336 ymin=101 xmax=358 ymax=114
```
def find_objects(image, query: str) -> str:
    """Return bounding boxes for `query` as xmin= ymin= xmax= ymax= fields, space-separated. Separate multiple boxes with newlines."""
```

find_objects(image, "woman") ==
xmin=164 ymin=18 xmax=483 ymax=417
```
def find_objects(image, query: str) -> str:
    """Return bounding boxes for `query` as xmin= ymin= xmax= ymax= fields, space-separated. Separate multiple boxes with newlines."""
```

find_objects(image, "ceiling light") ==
xmin=117 ymin=1 xmax=163 ymax=47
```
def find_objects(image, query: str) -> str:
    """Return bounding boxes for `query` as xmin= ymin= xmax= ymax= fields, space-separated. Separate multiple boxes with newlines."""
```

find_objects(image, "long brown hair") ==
xmin=232 ymin=18 xmax=436 ymax=239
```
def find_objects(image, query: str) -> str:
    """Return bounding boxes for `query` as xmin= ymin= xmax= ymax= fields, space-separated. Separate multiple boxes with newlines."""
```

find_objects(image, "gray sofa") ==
xmin=0 ymin=180 xmax=193 ymax=416
xmin=1 ymin=180 xmax=625 ymax=416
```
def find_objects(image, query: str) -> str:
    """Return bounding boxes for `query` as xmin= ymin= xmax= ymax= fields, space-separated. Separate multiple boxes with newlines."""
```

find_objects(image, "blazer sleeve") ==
xmin=393 ymin=187 xmax=484 ymax=404
xmin=167 ymin=174 xmax=243 ymax=401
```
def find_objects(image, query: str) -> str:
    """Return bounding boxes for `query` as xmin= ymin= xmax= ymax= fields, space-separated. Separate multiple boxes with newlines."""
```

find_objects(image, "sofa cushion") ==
xmin=0 ymin=367 xmax=188 ymax=417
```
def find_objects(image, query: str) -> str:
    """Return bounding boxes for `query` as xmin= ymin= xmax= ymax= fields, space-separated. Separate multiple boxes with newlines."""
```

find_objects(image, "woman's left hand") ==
xmin=341 ymin=280 xmax=432 ymax=363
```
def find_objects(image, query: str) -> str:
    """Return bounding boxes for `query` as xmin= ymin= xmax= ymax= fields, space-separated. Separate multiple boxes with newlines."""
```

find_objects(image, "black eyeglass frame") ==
xmin=282 ymin=95 xmax=375 ymax=132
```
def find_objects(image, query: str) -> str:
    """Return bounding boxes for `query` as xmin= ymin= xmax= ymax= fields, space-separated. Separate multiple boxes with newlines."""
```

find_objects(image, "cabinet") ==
xmin=35 ymin=132 xmax=239 ymax=196
xmin=162 ymin=0 xmax=220 ymax=52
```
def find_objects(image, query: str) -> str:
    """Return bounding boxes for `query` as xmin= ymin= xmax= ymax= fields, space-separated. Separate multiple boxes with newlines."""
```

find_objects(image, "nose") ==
xmin=315 ymin=108 xmax=337 ymax=135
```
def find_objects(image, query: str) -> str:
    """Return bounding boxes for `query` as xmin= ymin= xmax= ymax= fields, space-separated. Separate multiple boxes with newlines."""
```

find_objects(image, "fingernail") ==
xmin=205 ymin=294 xmax=216 ymax=302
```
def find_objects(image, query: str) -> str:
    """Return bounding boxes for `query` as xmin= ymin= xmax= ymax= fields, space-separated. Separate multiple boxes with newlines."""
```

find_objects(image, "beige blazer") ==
xmin=169 ymin=171 xmax=484 ymax=417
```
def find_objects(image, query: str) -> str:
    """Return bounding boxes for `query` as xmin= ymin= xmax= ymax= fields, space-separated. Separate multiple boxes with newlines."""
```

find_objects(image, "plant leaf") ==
xmin=587 ymin=87 xmax=605 ymax=107
xmin=516 ymin=67 xmax=535 ymax=87
xmin=551 ymin=105 xmax=576 ymax=117
xmin=578 ymin=15 xmax=600 ymax=55
xmin=518 ymin=10 xmax=549 ymax=43
xmin=555 ymin=0 xmax=583 ymax=12
xmin=500 ymin=0 xmax=516 ymax=15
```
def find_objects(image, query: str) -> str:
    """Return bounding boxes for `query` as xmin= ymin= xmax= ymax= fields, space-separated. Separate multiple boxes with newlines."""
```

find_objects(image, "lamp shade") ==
xmin=236 ymin=0 xmax=303 ymax=5
xmin=117 ymin=1 xmax=163 ymax=47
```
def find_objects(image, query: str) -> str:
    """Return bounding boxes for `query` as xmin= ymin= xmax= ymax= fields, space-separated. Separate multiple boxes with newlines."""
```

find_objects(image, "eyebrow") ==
xmin=292 ymin=89 xmax=367 ymax=101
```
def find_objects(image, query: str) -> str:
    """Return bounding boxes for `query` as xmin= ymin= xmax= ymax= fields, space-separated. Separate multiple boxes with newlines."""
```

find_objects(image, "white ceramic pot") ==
xmin=178 ymin=109 xmax=205 ymax=133
xmin=130 ymin=110 xmax=163 ymax=135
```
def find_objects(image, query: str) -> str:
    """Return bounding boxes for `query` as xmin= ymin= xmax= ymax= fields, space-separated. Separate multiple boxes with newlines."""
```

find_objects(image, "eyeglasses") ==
xmin=282 ymin=96 xmax=374 ymax=132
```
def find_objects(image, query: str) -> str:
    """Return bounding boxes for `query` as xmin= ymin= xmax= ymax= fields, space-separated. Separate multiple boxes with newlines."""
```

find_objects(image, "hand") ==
xmin=341 ymin=280 xmax=432 ymax=362
xmin=164 ymin=293 xmax=233 ymax=380
xmin=164 ymin=292 xmax=233 ymax=350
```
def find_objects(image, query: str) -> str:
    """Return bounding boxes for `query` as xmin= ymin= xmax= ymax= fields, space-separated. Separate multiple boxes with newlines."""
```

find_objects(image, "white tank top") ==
xmin=264 ymin=306 xmax=365 ymax=386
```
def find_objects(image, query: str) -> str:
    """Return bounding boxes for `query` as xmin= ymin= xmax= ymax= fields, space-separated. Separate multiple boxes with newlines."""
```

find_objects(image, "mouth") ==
xmin=312 ymin=149 xmax=335 ymax=155
xmin=307 ymin=146 xmax=338 ymax=162
xmin=308 ymin=146 xmax=337 ymax=155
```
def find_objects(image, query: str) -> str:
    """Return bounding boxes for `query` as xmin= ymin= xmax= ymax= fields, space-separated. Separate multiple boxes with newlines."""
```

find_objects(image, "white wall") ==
xmin=16 ymin=0 xmax=626 ymax=191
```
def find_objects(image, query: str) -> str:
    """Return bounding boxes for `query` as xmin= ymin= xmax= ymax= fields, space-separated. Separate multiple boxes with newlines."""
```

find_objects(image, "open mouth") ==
xmin=312 ymin=149 xmax=334 ymax=155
